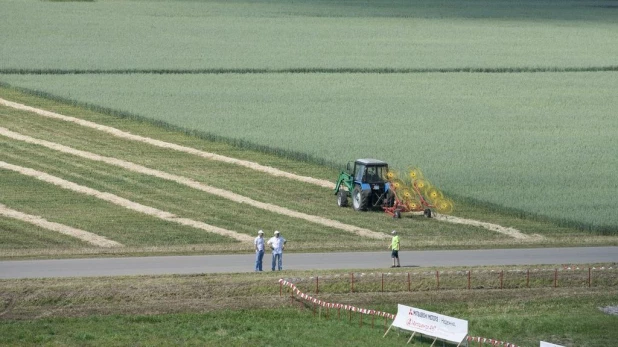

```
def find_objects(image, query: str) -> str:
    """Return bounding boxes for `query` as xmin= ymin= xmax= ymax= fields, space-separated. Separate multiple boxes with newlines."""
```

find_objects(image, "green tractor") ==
xmin=334 ymin=159 xmax=393 ymax=211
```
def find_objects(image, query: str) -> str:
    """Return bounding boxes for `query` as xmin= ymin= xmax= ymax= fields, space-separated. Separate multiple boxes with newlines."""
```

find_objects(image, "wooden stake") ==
xmin=383 ymin=324 xmax=393 ymax=338
xmin=406 ymin=332 xmax=416 ymax=344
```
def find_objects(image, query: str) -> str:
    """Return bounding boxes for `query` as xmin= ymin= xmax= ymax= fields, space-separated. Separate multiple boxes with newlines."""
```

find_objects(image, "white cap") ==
xmin=274 ymin=230 xmax=280 ymax=234
xmin=391 ymin=230 xmax=397 ymax=234
xmin=258 ymin=230 xmax=264 ymax=234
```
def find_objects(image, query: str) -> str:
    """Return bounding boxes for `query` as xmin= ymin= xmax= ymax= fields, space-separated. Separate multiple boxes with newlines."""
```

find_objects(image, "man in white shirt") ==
xmin=267 ymin=230 xmax=287 ymax=271
xmin=254 ymin=230 xmax=265 ymax=271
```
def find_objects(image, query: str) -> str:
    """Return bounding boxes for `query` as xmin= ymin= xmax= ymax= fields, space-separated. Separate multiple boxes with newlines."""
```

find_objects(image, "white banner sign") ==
xmin=392 ymin=304 xmax=468 ymax=343
xmin=540 ymin=342 xmax=564 ymax=347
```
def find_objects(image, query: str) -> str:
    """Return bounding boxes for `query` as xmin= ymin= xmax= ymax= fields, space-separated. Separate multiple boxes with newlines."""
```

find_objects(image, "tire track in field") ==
xmin=0 ymin=203 xmax=123 ymax=247
xmin=0 ymin=98 xmax=335 ymax=189
xmin=0 ymin=161 xmax=255 ymax=243
xmin=0 ymin=98 xmax=531 ymax=239
xmin=0 ymin=128 xmax=387 ymax=240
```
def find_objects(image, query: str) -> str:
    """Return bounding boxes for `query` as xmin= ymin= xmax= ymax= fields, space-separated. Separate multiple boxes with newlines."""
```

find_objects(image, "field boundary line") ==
xmin=0 ymin=128 xmax=386 ymax=239
xmin=0 ymin=203 xmax=122 ymax=248
xmin=0 ymin=97 xmax=528 ymax=238
xmin=0 ymin=161 xmax=254 ymax=243
xmin=0 ymin=98 xmax=335 ymax=189
xmin=2 ymin=66 xmax=618 ymax=75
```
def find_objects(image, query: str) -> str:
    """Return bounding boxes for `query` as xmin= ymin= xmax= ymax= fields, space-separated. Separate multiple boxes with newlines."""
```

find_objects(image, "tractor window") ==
xmin=354 ymin=164 xmax=366 ymax=181
xmin=366 ymin=166 xmax=387 ymax=183
xmin=374 ymin=166 xmax=388 ymax=181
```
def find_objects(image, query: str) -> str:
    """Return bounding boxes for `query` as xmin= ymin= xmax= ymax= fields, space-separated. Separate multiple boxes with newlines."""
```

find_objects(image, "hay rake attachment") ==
xmin=382 ymin=167 xmax=454 ymax=218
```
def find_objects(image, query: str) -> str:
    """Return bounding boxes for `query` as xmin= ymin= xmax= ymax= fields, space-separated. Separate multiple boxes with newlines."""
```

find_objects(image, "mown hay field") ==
xmin=1 ymin=0 xmax=618 ymax=256
xmin=9 ymin=85 xmax=609 ymax=259
xmin=3 ymin=71 xmax=617 ymax=231
xmin=1 ymin=0 xmax=617 ymax=231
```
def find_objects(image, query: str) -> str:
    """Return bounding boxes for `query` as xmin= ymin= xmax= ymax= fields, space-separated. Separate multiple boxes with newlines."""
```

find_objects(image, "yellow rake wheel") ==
xmin=414 ymin=179 xmax=431 ymax=193
xmin=391 ymin=179 xmax=405 ymax=191
xmin=385 ymin=170 xmax=399 ymax=181
xmin=406 ymin=200 xmax=422 ymax=211
xmin=408 ymin=167 xmax=424 ymax=181
xmin=435 ymin=198 xmax=454 ymax=214
xmin=399 ymin=188 xmax=414 ymax=201
xmin=426 ymin=187 xmax=443 ymax=203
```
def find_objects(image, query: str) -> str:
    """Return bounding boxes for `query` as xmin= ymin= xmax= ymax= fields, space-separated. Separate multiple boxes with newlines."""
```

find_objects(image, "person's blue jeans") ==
xmin=255 ymin=250 xmax=264 ymax=271
xmin=271 ymin=253 xmax=283 ymax=271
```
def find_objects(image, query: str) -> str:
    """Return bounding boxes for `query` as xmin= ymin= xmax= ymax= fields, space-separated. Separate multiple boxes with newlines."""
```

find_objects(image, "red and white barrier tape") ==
xmin=279 ymin=279 xmax=395 ymax=319
xmin=279 ymin=278 xmax=521 ymax=347
xmin=467 ymin=336 xmax=519 ymax=347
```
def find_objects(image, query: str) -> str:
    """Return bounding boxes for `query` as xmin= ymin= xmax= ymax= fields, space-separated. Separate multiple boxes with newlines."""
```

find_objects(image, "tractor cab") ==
xmin=350 ymin=159 xmax=388 ymax=184
xmin=335 ymin=159 xmax=392 ymax=211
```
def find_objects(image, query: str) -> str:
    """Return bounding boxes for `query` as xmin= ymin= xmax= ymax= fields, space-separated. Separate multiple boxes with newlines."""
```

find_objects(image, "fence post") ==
xmin=500 ymin=270 xmax=503 ymax=289
xmin=554 ymin=269 xmax=558 ymax=288
xmin=436 ymin=270 xmax=440 ymax=290
xmin=527 ymin=269 xmax=530 ymax=288
xmin=351 ymin=273 xmax=355 ymax=293
xmin=468 ymin=270 xmax=471 ymax=290
xmin=588 ymin=267 xmax=591 ymax=288
xmin=316 ymin=276 xmax=319 ymax=294
xmin=408 ymin=272 xmax=411 ymax=292
xmin=382 ymin=273 xmax=384 ymax=292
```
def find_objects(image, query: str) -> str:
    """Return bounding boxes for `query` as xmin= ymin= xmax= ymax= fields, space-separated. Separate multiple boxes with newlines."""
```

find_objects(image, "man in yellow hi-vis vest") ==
xmin=389 ymin=230 xmax=400 ymax=268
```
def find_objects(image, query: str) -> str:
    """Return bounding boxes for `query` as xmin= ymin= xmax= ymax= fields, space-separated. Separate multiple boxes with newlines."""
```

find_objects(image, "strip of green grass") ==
xmin=0 ymin=267 xmax=616 ymax=346
xmin=0 ymin=218 xmax=89 ymax=250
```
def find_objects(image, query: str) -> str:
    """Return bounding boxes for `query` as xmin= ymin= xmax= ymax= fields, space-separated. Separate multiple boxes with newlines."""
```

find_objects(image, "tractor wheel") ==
xmin=424 ymin=208 xmax=432 ymax=218
xmin=337 ymin=190 xmax=348 ymax=207
xmin=352 ymin=185 xmax=368 ymax=211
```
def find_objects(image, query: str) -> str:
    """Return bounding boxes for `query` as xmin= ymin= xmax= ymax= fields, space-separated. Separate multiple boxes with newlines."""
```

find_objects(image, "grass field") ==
xmin=1 ymin=1 xmax=617 ymax=346
xmin=1 ymin=267 xmax=617 ymax=346
xmin=2 ymin=86 xmax=617 ymax=259
xmin=1 ymin=0 xmax=617 ymax=230
xmin=2 ymin=71 xmax=617 ymax=231
xmin=2 ymin=0 xmax=617 ymax=71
